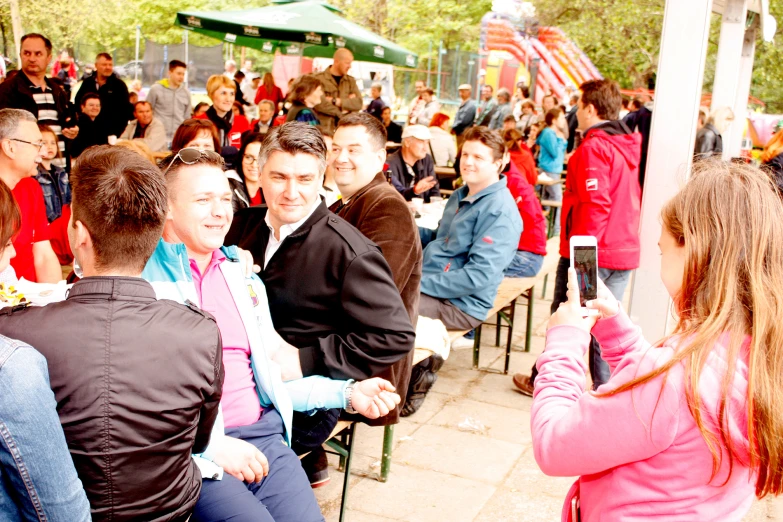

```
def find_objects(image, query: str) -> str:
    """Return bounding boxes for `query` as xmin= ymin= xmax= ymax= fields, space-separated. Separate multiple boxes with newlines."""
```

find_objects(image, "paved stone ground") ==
xmin=314 ymin=282 xmax=780 ymax=521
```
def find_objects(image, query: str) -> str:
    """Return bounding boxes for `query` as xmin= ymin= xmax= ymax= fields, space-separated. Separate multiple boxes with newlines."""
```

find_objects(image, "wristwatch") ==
xmin=344 ymin=381 xmax=357 ymax=414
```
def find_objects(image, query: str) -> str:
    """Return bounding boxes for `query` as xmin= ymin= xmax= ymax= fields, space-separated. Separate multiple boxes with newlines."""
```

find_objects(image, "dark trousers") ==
xmin=291 ymin=408 xmax=341 ymax=456
xmin=192 ymin=409 xmax=324 ymax=522
xmin=530 ymin=257 xmax=611 ymax=389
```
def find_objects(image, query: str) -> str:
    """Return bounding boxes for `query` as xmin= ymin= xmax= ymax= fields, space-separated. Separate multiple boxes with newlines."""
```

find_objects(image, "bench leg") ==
xmin=339 ymin=423 xmax=356 ymax=522
xmin=504 ymin=299 xmax=517 ymax=374
xmin=495 ymin=313 xmax=501 ymax=346
xmin=525 ymin=288 xmax=535 ymax=353
xmin=472 ymin=324 xmax=482 ymax=369
xmin=541 ymin=273 xmax=548 ymax=299
xmin=379 ymin=424 xmax=394 ymax=483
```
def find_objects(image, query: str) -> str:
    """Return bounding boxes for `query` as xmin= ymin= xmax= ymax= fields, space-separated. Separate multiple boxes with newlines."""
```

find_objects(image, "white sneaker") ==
xmin=450 ymin=336 xmax=476 ymax=350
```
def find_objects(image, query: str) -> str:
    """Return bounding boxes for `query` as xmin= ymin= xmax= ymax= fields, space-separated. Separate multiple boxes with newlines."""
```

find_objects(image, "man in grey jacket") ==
xmin=146 ymin=60 xmax=192 ymax=144
xmin=451 ymin=84 xmax=476 ymax=148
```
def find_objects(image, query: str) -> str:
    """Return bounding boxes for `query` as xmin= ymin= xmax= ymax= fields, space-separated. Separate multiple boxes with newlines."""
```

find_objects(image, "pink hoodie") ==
xmin=531 ymin=310 xmax=756 ymax=521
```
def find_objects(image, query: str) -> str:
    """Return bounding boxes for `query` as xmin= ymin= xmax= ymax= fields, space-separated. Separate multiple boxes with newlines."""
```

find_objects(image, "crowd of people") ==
xmin=1 ymin=29 xmax=783 ymax=522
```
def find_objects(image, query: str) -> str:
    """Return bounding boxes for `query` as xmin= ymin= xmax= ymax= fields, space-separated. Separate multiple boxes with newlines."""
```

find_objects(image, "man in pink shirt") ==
xmin=144 ymin=148 xmax=401 ymax=521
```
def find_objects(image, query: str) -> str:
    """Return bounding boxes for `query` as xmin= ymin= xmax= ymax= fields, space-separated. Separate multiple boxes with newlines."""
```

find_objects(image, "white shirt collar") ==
xmin=262 ymin=199 xmax=320 ymax=268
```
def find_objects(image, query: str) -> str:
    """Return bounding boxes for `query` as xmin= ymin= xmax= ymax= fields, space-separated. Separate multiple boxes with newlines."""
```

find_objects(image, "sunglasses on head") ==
xmin=162 ymin=147 xmax=223 ymax=175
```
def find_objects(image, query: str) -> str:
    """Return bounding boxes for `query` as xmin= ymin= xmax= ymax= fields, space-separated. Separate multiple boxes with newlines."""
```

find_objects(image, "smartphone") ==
xmin=570 ymin=235 xmax=598 ymax=315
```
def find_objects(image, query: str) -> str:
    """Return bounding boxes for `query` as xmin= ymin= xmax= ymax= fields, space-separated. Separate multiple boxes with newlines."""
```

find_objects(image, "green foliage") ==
xmin=1 ymin=0 xmax=780 ymax=111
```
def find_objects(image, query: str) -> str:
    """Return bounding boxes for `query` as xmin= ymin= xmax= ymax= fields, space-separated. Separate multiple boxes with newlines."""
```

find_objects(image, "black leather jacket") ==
xmin=0 ymin=277 xmax=223 ymax=522
xmin=694 ymin=123 xmax=723 ymax=158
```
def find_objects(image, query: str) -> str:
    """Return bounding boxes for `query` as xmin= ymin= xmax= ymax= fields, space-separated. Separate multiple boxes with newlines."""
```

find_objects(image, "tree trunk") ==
xmin=9 ymin=0 xmax=21 ymax=63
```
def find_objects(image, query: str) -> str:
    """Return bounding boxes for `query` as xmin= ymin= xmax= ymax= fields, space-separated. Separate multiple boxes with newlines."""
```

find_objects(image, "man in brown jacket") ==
xmin=329 ymin=112 xmax=421 ymax=420
xmin=0 ymin=147 xmax=224 ymax=522
xmin=313 ymin=48 xmax=363 ymax=135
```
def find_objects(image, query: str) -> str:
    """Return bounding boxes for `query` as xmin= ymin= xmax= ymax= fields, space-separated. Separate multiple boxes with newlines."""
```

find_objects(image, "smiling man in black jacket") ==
xmin=225 ymin=122 xmax=415 ymax=486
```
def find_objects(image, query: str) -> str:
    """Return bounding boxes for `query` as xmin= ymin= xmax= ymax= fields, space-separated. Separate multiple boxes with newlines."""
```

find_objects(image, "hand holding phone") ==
xmin=570 ymin=236 xmax=599 ymax=317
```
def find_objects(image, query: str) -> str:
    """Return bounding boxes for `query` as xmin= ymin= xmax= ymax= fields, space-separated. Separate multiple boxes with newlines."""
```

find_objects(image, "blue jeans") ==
xmin=531 ymin=257 xmax=632 ymax=389
xmin=193 ymin=409 xmax=324 ymax=522
xmin=505 ymin=250 xmax=544 ymax=278
xmin=0 ymin=336 xmax=90 ymax=522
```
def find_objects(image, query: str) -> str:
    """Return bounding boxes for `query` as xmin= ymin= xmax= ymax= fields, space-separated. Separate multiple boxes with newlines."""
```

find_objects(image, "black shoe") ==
xmin=400 ymin=360 xmax=440 ymax=417
xmin=300 ymin=446 xmax=330 ymax=488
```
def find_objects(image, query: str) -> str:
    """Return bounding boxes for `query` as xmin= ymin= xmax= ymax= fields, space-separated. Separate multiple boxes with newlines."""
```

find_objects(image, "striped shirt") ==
xmin=27 ymin=78 xmax=66 ymax=168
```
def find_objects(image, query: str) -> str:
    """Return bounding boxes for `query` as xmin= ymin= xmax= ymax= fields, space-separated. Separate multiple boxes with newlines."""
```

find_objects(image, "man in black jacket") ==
xmin=0 ymin=33 xmax=78 ymax=167
xmin=74 ymin=53 xmax=133 ymax=138
xmin=0 ymin=147 xmax=224 ymax=522
xmin=225 ymin=122 xmax=415 ymax=486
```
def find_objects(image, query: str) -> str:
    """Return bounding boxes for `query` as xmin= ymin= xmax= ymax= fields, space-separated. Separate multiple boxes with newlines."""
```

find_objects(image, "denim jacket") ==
xmin=420 ymin=176 xmax=522 ymax=320
xmin=34 ymin=164 xmax=71 ymax=223
xmin=142 ymin=239 xmax=350 ymax=480
xmin=0 ymin=335 xmax=90 ymax=521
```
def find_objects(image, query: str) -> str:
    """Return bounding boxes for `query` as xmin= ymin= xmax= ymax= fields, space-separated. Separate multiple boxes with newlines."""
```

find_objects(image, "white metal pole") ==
xmin=628 ymin=0 xmax=715 ymax=339
xmin=710 ymin=0 xmax=748 ymax=160
xmin=727 ymin=23 xmax=757 ymax=159
xmin=134 ymin=25 xmax=141 ymax=81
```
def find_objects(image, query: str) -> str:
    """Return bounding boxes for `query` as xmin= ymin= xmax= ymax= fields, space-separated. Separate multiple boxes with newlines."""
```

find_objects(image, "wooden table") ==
xmin=434 ymin=166 xmax=456 ymax=177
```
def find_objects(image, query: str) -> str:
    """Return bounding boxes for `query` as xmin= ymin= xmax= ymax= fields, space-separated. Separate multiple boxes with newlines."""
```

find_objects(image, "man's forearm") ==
xmin=33 ymin=241 xmax=62 ymax=283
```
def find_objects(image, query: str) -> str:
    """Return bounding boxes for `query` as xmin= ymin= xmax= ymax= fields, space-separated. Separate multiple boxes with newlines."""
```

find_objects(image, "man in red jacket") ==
xmin=514 ymin=79 xmax=641 ymax=396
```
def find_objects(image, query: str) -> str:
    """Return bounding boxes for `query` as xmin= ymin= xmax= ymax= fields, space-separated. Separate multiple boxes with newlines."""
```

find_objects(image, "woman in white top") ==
xmin=428 ymin=112 xmax=457 ymax=167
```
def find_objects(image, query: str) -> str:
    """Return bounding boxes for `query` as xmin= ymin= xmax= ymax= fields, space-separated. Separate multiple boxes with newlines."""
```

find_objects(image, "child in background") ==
xmin=34 ymin=125 xmax=70 ymax=223
xmin=533 ymin=161 xmax=783 ymax=521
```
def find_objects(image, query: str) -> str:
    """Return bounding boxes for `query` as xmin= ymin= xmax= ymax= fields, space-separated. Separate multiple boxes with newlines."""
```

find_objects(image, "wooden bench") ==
xmin=444 ymin=236 xmax=561 ymax=373
xmin=540 ymin=200 xmax=563 ymax=239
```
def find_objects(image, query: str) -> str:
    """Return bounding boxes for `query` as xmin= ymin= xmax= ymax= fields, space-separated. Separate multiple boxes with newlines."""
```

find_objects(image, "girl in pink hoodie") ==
xmin=532 ymin=162 xmax=783 ymax=521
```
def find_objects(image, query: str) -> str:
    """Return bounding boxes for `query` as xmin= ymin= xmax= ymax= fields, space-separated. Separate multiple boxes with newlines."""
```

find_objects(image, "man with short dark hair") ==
xmin=404 ymin=126 xmax=521 ymax=415
xmin=364 ymin=83 xmax=385 ymax=120
xmin=0 ymin=108 xmax=61 ymax=283
xmin=329 ymin=112 xmax=421 ymax=423
xmin=416 ymin=88 xmax=440 ymax=126
xmin=226 ymin=122 xmax=415 ymax=486
xmin=474 ymin=84 xmax=497 ymax=126
xmin=514 ymin=79 xmax=642 ymax=396
xmin=387 ymin=124 xmax=439 ymax=202
xmin=71 ymin=92 xmax=111 ymax=158
xmin=147 ymin=146 xmax=399 ymax=518
xmin=489 ymin=88 xmax=513 ymax=130
xmin=147 ymin=59 xmax=191 ymax=143
xmin=0 ymin=33 xmax=78 ymax=166
xmin=75 ymin=53 xmax=133 ymax=138
xmin=0 ymin=146 xmax=224 ymax=521
xmin=119 ymin=101 xmax=166 ymax=151
xmin=381 ymin=106 xmax=402 ymax=143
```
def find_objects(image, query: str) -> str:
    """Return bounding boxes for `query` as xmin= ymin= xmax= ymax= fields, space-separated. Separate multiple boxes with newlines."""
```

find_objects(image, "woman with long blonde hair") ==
xmin=532 ymin=161 xmax=783 ymax=521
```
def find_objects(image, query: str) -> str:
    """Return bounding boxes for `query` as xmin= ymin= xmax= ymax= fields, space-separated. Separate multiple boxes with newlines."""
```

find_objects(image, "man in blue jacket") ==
xmin=405 ymin=126 xmax=522 ymax=415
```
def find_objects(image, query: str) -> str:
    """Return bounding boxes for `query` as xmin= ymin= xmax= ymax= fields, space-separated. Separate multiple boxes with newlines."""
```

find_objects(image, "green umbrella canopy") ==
xmin=176 ymin=0 xmax=418 ymax=67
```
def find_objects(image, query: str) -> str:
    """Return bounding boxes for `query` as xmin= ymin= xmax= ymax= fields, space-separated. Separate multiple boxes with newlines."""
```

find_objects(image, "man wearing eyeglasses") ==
xmin=0 ymin=108 xmax=61 ymax=283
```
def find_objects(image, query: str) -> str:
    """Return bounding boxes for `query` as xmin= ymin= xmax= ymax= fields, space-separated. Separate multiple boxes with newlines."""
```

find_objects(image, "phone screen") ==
xmin=573 ymin=246 xmax=597 ymax=306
